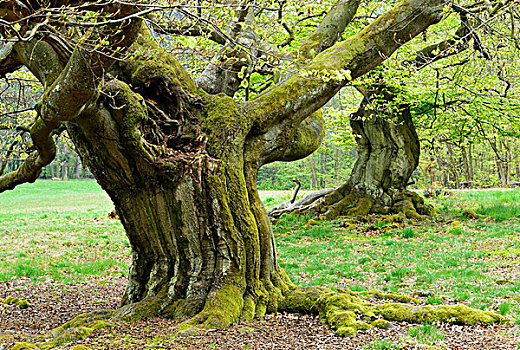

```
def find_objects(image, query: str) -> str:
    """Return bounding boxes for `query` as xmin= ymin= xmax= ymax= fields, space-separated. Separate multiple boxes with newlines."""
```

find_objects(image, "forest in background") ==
xmin=259 ymin=85 xmax=520 ymax=191
xmin=2 ymin=85 xmax=520 ymax=189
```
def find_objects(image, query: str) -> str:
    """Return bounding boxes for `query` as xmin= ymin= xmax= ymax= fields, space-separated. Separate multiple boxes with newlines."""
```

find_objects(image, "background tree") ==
xmin=271 ymin=0 xmax=520 ymax=217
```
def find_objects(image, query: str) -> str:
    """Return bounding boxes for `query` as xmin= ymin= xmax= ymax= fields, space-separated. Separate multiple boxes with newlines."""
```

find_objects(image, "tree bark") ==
xmin=321 ymin=152 xmax=327 ymax=188
xmin=310 ymin=155 xmax=318 ymax=189
xmin=61 ymin=42 xmax=296 ymax=326
xmin=461 ymin=145 xmax=471 ymax=184
xmin=54 ymin=151 xmax=60 ymax=179
xmin=49 ymin=163 xmax=54 ymax=178
xmin=468 ymin=143 xmax=474 ymax=182
xmin=446 ymin=143 xmax=459 ymax=188
xmin=75 ymin=156 xmax=82 ymax=179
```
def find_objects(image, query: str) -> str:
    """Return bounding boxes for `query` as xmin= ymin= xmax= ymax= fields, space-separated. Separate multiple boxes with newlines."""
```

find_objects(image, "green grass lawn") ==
xmin=0 ymin=180 xmax=129 ymax=283
xmin=2 ymin=180 xmax=520 ymax=322
xmin=274 ymin=189 xmax=520 ymax=321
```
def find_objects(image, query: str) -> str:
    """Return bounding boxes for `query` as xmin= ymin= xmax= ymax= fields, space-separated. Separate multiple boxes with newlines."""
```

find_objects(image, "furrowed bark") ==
xmin=269 ymin=85 xmax=434 ymax=219
xmin=63 ymin=33 xmax=293 ymax=328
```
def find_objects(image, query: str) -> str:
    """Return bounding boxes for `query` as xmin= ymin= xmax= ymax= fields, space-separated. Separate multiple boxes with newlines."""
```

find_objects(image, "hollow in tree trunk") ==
xmin=66 ymin=48 xmax=295 ymax=326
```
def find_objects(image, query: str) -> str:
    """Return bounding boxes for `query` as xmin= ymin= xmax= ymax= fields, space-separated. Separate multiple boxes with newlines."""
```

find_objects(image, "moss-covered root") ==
xmin=4 ymin=296 xmax=30 ymax=309
xmin=310 ymin=184 xmax=434 ymax=221
xmin=280 ymin=287 xmax=508 ymax=337
xmin=174 ymin=281 xmax=287 ymax=335
xmin=184 ymin=284 xmax=244 ymax=331
xmin=315 ymin=185 xmax=374 ymax=220
xmin=111 ymin=294 xmax=167 ymax=322
xmin=12 ymin=343 xmax=40 ymax=350
xmin=13 ymin=343 xmax=94 ymax=350
xmin=393 ymin=190 xmax=435 ymax=220
xmin=32 ymin=310 xmax=115 ymax=349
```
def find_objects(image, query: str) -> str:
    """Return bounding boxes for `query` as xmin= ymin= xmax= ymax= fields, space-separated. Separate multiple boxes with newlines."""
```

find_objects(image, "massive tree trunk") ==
xmin=65 ymin=49 xmax=294 ymax=326
xmin=271 ymin=85 xmax=434 ymax=220
xmin=3 ymin=0 xmax=481 ymax=337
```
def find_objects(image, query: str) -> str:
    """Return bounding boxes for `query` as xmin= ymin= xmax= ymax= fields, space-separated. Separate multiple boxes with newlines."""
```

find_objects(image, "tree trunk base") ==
xmin=269 ymin=183 xmax=435 ymax=220
xmin=109 ymin=275 xmax=294 ymax=331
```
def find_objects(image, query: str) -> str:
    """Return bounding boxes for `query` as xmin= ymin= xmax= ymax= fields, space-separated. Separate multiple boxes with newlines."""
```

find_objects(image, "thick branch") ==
xmin=0 ymin=118 xmax=58 ymax=192
xmin=245 ymin=0 xmax=444 ymax=134
xmin=410 ymin=13 xmax=471 ymax=68
xmin=244 ymin=112 xmax=325 ymax=186
xmin=299 ymin=0 xmax=360 ymax=58
xmin=152 ymin=22 xmax=226 ymax=45
xmin=241 ymin=0 xmax=362 ymax=164
xmin=0 ymin=4 xmax=142 ymax=193
xmin=261 ymin=111 xmax=325 ymax=166
xmin=195 ymin=2 xmax=255 ymax=96
xmin=0 ymin=41 xmax=21 ymax=76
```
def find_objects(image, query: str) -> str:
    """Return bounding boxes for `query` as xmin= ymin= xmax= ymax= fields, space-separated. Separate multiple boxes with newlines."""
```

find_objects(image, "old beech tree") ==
xmin=0 ymin=0 xmax=505 ymax=335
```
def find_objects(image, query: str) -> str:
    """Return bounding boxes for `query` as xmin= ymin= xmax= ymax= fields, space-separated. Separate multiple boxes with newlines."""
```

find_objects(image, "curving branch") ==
xmin=0 ymin=3 xmax=142 ymax=193
xmin=244 ymin=0 xmax=445 ymax=135
xmin=0 ymin=118 xmax=59 ymax=192
xmin=246 ymin=0 xmax=363 ymax=165
xmin=0 ymin=42 xmax=21 ymax=76
xmin=195 ymin=1 xmax=256 ymax=96
xmin=299 ymin=0 xmax=360 ymax=59
xmin=410 ymin=12 xmax=471 ymax=68
xmin=258 ymin=111 xmax=326 ymax=166
xmin=150 ymin=21 xmax=227 ymax=45
xmin=0 ymin=124 xmax=31 ymax=132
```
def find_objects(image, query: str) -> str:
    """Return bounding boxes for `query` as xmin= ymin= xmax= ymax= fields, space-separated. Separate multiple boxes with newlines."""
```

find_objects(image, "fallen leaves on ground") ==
xmin=0 ymin=279 xmax=518 ymax=349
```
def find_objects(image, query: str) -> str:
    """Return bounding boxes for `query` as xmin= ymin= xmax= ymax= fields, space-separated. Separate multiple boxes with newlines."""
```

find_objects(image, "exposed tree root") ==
xmin=280 ymin=287 xmax=508 ymax=337
xmin=15 ymin=310 xmax=116 ymax=349
xmin=269 ymin=182 xmax=434 ymax=221
xmin=13 ymin=286 xmax=508 ymax=349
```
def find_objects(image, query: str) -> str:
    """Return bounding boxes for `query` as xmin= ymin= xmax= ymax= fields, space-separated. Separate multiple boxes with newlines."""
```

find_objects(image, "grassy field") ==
xmin=0 ymin=180 xmax=129 ymax=283
xmin=2 ymin=180 xmax=520 ymax=347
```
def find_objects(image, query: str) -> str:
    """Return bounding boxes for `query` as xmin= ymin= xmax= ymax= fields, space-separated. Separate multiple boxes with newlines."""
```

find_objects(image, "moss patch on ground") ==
xmin=26 ymin=310 xmax=117 ymax=349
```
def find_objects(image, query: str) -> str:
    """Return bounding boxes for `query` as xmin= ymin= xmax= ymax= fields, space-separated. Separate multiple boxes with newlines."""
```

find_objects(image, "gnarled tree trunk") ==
xmin=65 ymin=50 xmax=295 ymax=326
xmin=0 ymin=0 xmax=460 ymax=336
xmin=270 ymin=85 xmax=433 ymax=220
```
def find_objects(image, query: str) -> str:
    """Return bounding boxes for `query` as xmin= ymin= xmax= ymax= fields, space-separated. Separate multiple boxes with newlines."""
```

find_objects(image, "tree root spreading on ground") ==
xmin=269 ymin=183 xmax=435 ymax=221
xmin=11 ymin=287 xmax=508 ymax=349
